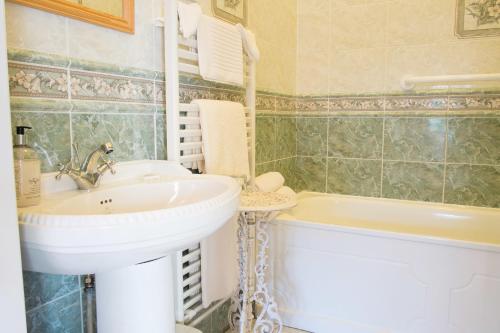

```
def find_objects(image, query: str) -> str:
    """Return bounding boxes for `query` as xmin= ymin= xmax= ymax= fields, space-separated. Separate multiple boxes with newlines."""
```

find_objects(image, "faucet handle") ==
xmin=99 ymin=159 xmax=116 ymax=175
xmin=55 ymin=162 xmax=71 ymax=180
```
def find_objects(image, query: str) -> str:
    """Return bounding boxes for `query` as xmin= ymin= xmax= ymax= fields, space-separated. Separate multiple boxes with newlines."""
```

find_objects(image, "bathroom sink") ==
xmin=18 ymin=160 xmax=241 ymax=275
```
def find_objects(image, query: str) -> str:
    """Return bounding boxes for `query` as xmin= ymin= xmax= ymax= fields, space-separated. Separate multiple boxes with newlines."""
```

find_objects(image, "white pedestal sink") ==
xmin=17 ymin=160 xmax=241 ymax=333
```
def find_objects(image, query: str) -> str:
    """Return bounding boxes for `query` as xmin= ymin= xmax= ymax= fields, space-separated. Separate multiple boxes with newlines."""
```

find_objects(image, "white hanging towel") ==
xmin=193 ymin=99 xmax=248 ymax=307
xmin=193 ymin=99 xmax=250 ymax=180
xmin=177 ymin=1 xmax=202 ymax=39
xmin=200 ymin=214 xmax=238 ymax=308
xmin=197 ymin=15 xmax=244 ymax=86
xmin=235 ymin=24 xmax=260 ymax=62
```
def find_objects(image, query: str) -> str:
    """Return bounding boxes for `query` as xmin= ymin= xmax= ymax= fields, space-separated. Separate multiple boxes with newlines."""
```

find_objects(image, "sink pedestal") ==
xmin=96 ymin=255 xmax=176 ymax=333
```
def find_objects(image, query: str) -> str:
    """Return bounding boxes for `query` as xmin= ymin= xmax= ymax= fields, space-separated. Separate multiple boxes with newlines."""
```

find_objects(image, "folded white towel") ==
xmin=276 ymin=186 xmax=296 ymax=199
xmin=193 ymin=99 xmax=250 ymax=179
xmin=235 ymin=24 xmax=260 ymax=62
xmin=255 ymin=172 xmax=285 ymax=192
xmin=177 ymin=1 xmax=202 ymax=39
xmin=197 ymin=15 xmax=243 ymax=86
xmin=201 ymin=214 xmax=238 ymax=308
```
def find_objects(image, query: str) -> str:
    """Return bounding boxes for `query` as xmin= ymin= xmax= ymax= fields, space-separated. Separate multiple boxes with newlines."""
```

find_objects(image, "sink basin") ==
xmin=18 ymin=160 xmax=241 ymax=275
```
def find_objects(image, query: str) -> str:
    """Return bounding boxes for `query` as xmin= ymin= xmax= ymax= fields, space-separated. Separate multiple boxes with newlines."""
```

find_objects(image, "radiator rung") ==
xmin=180 ymin=154 xmax=204 ymax=163
xmin=183 ymin=260 xmax=201 ymax=275
xmin=183 ymin=272 xmax=201 ymax=287
xmin=179 ymin=129 xmax=202 ymax=138
xmin=183 ymin=294 xmax=202 ymax=311
xmin=179 ymin=49 xmax=198 ymax=62
xmin=179 ymin=63 xmax=199 ymax=75
xmin=183 ymin=283 xmax=201 ymax=298
xmin=182 ymin=249 xmax=201 ymax=263
xmin=180 ymin=142 xmax=202 ymax=150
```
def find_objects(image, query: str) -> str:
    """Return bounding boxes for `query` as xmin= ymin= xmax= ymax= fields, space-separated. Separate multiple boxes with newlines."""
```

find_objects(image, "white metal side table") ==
xmin=229 ymin=190 xmax=296 ymax=333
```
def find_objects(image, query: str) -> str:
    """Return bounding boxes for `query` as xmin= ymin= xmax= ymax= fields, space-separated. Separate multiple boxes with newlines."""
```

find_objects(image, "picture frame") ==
xmin=212 ymin=0 xmax=247 ymax=26
xmin=456 ymin=0 xmax=500 ymax=38
xmin=8 ymin=0 xmax=134 ymax=33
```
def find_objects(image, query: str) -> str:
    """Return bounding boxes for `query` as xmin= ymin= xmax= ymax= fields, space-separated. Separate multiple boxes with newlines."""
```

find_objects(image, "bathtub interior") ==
xmin=278 ymin=192 xmax=500 ymax=246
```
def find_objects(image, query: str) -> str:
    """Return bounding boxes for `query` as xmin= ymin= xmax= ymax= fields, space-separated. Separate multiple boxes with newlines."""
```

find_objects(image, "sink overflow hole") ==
xmin=100 ymin=199 xmax=113 ymax=205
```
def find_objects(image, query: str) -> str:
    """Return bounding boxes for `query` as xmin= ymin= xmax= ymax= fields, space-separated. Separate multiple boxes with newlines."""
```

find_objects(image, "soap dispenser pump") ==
xmin=13 ymin=126 xmax=41 ymax=207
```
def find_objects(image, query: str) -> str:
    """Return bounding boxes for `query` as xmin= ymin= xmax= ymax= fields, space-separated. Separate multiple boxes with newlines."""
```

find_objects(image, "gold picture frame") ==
xmin=456 ymin=0 xmax=500 ymax=38
xmin=212 ymin=0 xmax=247 ymax=26
xmin=8 ymin=0 xmax=135 ymax=34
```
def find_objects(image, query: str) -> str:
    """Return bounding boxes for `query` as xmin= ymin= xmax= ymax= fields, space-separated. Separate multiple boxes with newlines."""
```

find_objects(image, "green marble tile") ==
xmin=384 ymin=117 xmax=446 ymax=162
xmin=328 ymin=117 xmax=383 ymax=159
xmin=256 ymin=161 xmax=276 ymax=176
xmin=156 ymin=115 xmax=167 ymax=160
xmin=445 ymin=164 xmax=500 ymax=208
xmin=297 ymin=117 xmax=327 ymax=157
xmin=11 ymin=112 xmax=71 ymax=172
xmin=327 ymin=158 xmax=382 ymax=197
xmin=71 ymin=100 xmax=156 ymax=114
xmin=72 ymin=114 xmax=155 ymax=162
xmin=447 ymin=118 xmax=500 ymax=165
xmin=276 ymin=116 xmax=297 ymax=159
xmin=194 ymin=315 xmax=211 ymax=333
xmin=211 ymin=299 xmax=231 ymax=333
xmin=70 ymin=58 xmax=157 ymax=80
xmin=256 ymin=116 xmax=276 ymax=164
xmin=275 ymin=157 xmax=296 ymax=189
xmin=382 ymin=161 xmax=444 ymax=202
xmin=23 ymin=272 xmax=79 ymax=312
xmin=26 ymin=290 xmax=82 ymax=333
xmin=294 ymin=156 xmax=327 ymax=192
xmin=8 ymin=48 xmax=69 ymax=68
xmin=10 ymin=97 xmax=71 ymax=113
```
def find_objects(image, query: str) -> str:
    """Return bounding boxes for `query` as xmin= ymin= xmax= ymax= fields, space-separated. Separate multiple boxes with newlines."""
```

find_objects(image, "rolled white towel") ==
xmin=276 ymin=186 xmax=296 ymax=198
xmin=255 ymin=172 xmax=285 ymax=192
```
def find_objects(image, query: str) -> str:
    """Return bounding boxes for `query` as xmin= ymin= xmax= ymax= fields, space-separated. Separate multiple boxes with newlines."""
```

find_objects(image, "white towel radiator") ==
xmin=162 ymin=0 xmax=257 ymax=323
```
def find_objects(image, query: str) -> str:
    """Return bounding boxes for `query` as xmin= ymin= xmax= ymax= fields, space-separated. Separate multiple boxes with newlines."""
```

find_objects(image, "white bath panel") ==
xmin=449 ymin=274 xmax=500 ymax=332
xmin=270 ymin=221 xmax=500 ymax=333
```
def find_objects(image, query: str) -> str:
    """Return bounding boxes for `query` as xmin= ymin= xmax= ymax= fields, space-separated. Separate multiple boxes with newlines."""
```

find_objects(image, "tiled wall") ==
xmin=296 ymin=0 xmax=500 ymax=95
xmin=256 ymin=93 xmax=500 ymax=208
xmin=8 ymin=48 xmax=243 ymax=333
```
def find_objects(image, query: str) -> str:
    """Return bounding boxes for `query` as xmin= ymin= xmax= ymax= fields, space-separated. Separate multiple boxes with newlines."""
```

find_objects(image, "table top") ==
xmin=239 ymin=190 xmax=297 ymax=212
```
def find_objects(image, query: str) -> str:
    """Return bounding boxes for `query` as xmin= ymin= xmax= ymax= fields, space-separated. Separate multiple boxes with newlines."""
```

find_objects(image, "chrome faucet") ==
xmin=56 ymin=143 xmax=116 ymax=190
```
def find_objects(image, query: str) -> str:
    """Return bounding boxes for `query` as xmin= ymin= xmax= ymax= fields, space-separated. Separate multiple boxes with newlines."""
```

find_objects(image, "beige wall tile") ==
xmin=6 ymin=3 xmax=68 ymax=56
xmin=297 ymin=0 xmax=330 ymax=95
xmin=329 ymin=47 xmax=386 ymax=94
xmin=330 ymin=2 xmax=387 ymax=50
xmin=386 ymin=0 xmax=455 ymax=46
xmin=67 ymin=1 xmax=156 ymax=70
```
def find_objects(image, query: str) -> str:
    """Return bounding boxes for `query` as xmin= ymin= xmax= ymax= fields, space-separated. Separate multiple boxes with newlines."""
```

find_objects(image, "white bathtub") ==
xmin=271 ymin=192 xmax=500 ymax=333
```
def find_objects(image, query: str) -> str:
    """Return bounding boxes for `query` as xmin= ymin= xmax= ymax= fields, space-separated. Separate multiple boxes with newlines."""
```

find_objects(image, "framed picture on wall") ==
xmin=456 ymin=0 xmax=500 ymax=37
xmin=212 ymin=0 xmax=247 ymax=25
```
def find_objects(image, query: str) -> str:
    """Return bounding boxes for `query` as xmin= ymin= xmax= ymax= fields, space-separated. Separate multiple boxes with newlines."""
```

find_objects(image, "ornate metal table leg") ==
xmin=229 ymin=212 xmax=253 ymax=333
xmin=252 ymin=215 xmax=283 ymax=333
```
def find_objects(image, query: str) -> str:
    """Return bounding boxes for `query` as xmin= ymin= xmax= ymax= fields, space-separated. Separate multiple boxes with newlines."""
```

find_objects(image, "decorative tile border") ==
xmin=70 ymin=71 xmax=155 ymax=103
xmin=329 ymin=96 xmax=384 ymax=111
xmin=8 ymin=63 xmax=68 ymax=98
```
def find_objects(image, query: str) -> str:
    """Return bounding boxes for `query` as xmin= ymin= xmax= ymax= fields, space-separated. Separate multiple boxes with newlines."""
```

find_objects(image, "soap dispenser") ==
xmin=13 ymin=126 xmax=41 ymax=207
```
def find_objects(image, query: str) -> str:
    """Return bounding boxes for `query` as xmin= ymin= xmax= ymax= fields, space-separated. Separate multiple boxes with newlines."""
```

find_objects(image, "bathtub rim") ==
xmin=274 ymin=191 xmax=500 ymax=254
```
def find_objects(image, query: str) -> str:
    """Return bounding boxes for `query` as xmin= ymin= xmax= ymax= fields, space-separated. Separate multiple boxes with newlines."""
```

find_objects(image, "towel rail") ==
xmin=166 ymin=3 xmax=256 ymax=323
xmin=401 ymin=73 xmax=500 ymax=90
